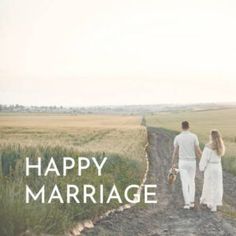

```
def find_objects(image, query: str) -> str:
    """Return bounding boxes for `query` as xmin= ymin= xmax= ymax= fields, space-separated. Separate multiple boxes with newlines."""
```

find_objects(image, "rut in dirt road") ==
xmin=83 ymin=127 xmax=236 ymax=236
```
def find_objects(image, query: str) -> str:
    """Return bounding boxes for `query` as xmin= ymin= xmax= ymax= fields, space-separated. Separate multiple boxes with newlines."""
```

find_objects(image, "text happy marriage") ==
xmin=25 ymin=156 xmax=157 ymax=204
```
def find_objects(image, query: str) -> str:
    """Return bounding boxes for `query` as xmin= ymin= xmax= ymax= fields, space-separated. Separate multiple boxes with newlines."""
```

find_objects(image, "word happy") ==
xmin=25 ymin=157 xmax=108 ymax=176
xmin=25 ymin=157 xmax=157 ymax=204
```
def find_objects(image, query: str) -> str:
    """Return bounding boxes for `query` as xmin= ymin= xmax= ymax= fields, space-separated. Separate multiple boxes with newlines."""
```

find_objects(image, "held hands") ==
xmin=172 ymin=163 xmax=176 ymax=169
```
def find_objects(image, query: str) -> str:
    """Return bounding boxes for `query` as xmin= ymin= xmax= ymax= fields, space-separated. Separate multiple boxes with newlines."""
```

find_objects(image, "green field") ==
xmin=146 ymin=108 xmax=236 ymax=175
xmin=0 ymin=114 xmax=147 ymax=235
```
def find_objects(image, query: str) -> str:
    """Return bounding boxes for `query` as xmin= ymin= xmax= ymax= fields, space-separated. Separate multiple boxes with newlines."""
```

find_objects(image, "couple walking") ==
xmin=171 ymin=121 xmax=225 ymax=212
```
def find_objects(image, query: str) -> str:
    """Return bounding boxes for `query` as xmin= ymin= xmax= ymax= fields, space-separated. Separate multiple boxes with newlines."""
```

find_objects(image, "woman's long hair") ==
xmin=209 ymin=129 xmax=225 ymax=156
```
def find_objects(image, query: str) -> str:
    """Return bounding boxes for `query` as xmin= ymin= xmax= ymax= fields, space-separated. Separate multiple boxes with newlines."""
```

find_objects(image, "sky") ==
xmin=0 ymin=0 xmax=236 ymax=106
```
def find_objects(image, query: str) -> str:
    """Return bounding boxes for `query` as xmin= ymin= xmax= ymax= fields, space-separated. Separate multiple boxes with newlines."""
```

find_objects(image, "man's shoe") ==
xmin=190 ymin=203 xmax=195 ymax=208
xmin=211 ymin=206 xmax=217 ymax=212
xmin=183 ymin=205 xmax=190 ymax=209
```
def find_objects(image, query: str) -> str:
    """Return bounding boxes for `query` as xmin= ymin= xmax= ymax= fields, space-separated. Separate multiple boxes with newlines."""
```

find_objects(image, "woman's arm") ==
xmin=199 ymin=147 xmax=210 ymax=171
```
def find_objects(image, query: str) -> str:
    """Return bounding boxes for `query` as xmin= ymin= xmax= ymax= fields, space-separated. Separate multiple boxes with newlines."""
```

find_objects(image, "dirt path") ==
xmin=83 ymin=127 xmax=236 ymax=236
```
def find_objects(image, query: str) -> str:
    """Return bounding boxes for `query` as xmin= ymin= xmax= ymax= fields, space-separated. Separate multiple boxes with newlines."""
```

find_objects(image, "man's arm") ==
xmin=171 ymin=145 xmax=179 ymax=167
xmin=194 ymin=135 xmax=202 ymax=159
xmin=195 ymin=145 xmax=202 ymax=159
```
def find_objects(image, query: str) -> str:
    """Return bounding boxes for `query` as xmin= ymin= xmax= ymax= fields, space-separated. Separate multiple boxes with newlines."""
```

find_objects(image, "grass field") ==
xmin=0 ymin=113 xmax=147 ymax=235
xmin=146 ymin=108 xmax=236 ymax=175
xmin=0 ymin=114 xmax=146 ymax=161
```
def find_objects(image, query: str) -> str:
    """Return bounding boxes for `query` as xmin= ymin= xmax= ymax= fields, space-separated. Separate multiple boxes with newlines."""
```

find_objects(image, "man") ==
xmin=172 ymin=121 xmax=202 ymax=209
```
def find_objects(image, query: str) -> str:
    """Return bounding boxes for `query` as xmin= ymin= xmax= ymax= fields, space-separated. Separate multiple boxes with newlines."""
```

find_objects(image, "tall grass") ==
xmin=0 ymin=144 xmax=144 ymax=236
xmin=222 ymin=156 xmax=236 ymax=176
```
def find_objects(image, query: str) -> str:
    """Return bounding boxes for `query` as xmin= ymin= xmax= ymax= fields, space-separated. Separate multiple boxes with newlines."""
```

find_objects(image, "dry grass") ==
xmin=0 ymin=113 xmax=141 ymax=128
xmin=0 ymin=113 xmax=147 ymax=162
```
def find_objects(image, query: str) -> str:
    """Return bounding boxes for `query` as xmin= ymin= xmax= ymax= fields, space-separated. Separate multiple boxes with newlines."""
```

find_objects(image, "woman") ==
xmin=199 ymin=129 xmax=225 ymax=212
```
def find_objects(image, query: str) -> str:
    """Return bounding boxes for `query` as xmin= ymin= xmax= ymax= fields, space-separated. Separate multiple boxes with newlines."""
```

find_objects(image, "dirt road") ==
xmin=83 ymin=127 xmax=236 ymax=236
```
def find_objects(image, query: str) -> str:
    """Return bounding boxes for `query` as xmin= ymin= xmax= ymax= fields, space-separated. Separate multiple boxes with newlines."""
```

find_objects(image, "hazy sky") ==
xmin=1 ymin=0 xmax=236 ymax=106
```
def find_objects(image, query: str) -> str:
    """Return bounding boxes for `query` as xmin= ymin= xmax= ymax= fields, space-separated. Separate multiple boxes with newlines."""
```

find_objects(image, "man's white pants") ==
xmin=179 ymin=159 xmax=196 ymax=205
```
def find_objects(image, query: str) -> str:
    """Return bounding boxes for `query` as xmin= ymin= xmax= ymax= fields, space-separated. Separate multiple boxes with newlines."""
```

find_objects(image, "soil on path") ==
xmin=83 ymin=127 xmax=236 ymax=236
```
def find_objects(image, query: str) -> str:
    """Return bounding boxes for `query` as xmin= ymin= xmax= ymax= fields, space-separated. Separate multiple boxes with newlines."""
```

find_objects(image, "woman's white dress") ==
xmin=199 ymin=146 xmax=223 ymax=207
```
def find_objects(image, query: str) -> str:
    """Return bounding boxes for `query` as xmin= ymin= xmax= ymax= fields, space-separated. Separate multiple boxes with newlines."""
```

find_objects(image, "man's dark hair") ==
xmin=182 ymin=121 xmax=189 ymax=130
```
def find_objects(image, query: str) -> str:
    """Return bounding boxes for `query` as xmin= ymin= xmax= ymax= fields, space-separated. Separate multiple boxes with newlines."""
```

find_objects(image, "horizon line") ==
xmin=1 ymin=101 xmax=236 ymax=109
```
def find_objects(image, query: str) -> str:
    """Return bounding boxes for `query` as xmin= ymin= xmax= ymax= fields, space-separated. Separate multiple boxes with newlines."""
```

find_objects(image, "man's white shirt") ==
xmin=174 ymin=131 xmax=199 ymax=160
